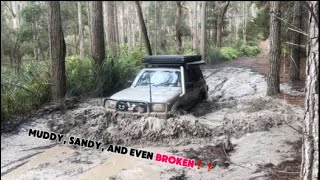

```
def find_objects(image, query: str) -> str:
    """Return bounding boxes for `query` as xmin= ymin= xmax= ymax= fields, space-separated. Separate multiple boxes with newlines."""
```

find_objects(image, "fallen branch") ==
xmin=278 ymin=170 xmax=300 ymax=174
xmin=284 ymin=41 xmax=306 ymax=49
xmin=288 ymin=27 xmax=308 ymax=37
xmin=269 ymin=12 xmax=308 ymax=37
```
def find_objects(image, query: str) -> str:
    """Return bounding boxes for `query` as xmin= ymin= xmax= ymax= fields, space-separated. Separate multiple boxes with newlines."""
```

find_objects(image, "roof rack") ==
xmin=143 ymin=55 xmax=204 ymax=68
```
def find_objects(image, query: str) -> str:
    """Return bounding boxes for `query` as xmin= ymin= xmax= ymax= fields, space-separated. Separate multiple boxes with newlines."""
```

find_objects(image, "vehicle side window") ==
xmin=186 ymin=68 xmax=199 ymax=82
xmin=195 ymin=67 xmax=204 ymax=80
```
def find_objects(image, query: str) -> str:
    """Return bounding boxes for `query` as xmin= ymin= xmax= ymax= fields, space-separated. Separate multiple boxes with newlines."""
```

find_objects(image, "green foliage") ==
xmin=21 ymin=3 xmax=45 ymax=23
xmin=16 ymin=2 xmax=49 ymax=59
xmin=245 ymin=7 xmax=269 ymax=41
xmin=205 ymin=46 xmax=224 ymax=64
xmin=281 ymin=42 xmax=289 ymax=55
xmin=240 ymin=44 xmax=261 ymax=56
xmin=65 ymin=56 xmax=93 ymax=96
xmin=230 ymin=40 xmax=261 ymax=57
xmin=220 ymin=47 xmax=241 ymax=61
xmin=65 ymin=44 xmax=144 ymax=97
xmin=1 ymin=60 xmax=51 ymax=120
xmin=2 ymin=48 xmax=144 ymax=121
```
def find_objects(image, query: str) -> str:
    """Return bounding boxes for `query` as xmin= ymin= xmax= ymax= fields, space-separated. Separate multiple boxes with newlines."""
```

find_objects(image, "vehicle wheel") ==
xmin=171 ymin=102 xmax=186 ymax=115
xmin=199 ymin=91 xmax=206 ymax=102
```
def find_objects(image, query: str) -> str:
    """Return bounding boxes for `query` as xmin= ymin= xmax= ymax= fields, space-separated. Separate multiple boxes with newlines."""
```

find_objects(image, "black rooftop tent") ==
xmin=142 ymin=55 xmax=204 ymax=68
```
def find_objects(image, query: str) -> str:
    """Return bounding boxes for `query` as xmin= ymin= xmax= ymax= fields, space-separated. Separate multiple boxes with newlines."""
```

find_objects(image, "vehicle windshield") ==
xmin=135 ymin=70 xmax=181 ymax=87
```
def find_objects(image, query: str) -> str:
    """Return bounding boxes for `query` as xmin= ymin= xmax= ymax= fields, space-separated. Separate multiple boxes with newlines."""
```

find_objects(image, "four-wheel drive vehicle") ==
xmin=103 ymin=55 xmax=208 ymax=118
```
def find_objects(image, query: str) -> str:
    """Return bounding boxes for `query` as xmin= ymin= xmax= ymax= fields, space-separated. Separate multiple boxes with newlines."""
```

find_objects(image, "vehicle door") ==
xmin=183 ymin=68 xmax=197 ymax=106
xmin=193 ymin=66 xmax=206 ymax=99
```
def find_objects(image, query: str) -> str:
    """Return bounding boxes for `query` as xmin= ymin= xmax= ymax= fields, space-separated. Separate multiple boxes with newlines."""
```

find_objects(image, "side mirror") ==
xmin=186 ymin=82 xmax=193 ymax=89
xmin=127 ymin=80 xmax=133 ymax=87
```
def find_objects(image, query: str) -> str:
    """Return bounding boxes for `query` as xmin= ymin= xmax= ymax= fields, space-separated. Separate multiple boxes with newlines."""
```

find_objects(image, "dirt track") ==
xmin=1 ymin=58 xmax=304 ymax=180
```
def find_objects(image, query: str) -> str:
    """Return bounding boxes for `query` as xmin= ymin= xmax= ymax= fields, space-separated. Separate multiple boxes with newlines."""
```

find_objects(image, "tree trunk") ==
xmin=90 ymin=1 xmax=105 ymax=69
xmin=10 ymin=1 xmax=20 ymax=30
xmin=192 ymin=1 xmax=198 ymax=51
xmin=135 ymin=1 xmax=152 ymax=55
xmin=107 ymin=1 xmax=117 ymax=56
xmin=289 ymin=1 xmax=302 ymax=81
xmin=48 ymin=1 xmax=66 ymax=103
xmin=216 ymin=1 xmax=230 ymax=48
xmin=128 ymin=8 xmax=133 ymax=51
xmin=78 ymin=2 xmax=84 ymax=58
xmin=266 ymin=1 xmax=281 ymax=96
xmin=200 ymin=1 xmax=206 ymax=60
xmin=87 ymin=2 xmax=92 ymax=53
xmin=154 ymin=2 xmax=157 ymax=54
xmin=175 ymin=1 xmax=183 ymax=54
xmin=301 ymin=1 xmax=319 ymax=180
xmin=103 ymin=2 xmax=108 ymax=47
xmin=121 ymin=2 xmax=125 ymax=44
xmin=114 ymin=2 xmax=120 ymax=54
xmin=242 ymin=1 xmax=247 ymax=44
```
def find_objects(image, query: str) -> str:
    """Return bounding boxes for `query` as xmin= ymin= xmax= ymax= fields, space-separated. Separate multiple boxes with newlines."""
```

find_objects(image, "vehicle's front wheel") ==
xmin=171 ymin=102 xmax=186 ymax=115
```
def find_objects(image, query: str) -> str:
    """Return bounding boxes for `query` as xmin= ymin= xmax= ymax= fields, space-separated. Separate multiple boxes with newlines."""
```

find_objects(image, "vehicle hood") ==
xmin=110 ymin=86 xmax=181 ymax=103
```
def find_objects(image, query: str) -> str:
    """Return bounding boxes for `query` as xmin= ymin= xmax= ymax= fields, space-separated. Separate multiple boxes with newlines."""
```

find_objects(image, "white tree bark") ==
xmin=78 ymin=2 xmax=84 ymax=58
xmin=301 ymin=2 xmax=319 ymax=180
xmin=200 ymin=1 xmax=206 ymax=60
xmin=192 ymin=1 xmax=198 ymax=51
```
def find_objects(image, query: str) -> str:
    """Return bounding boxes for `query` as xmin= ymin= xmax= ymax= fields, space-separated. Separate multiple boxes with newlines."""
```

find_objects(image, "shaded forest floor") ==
xmin=208 ymin=40 xmax=305 ymax=107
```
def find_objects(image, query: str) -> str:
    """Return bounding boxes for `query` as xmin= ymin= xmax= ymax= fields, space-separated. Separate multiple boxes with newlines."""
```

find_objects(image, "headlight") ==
xmin=106 ymin=100 xmax=116 ymax=109
xmin=152 ymin=104 xmax=166 ymax=112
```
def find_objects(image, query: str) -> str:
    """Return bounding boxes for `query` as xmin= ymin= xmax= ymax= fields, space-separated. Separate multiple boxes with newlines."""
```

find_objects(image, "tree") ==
xmin=301 ymin=1 xmax=319 ymax=179
xmin=78 ymin=2 xmax=84 ymax=58
xmin=114 ymin=2 xmax=119 ymax=52
xmin=266 ymin=1 xmax=281 ymax=96
xmin=87 ymin=2 xmax=91 ymax=52
xmin=216 ymin=1 xmax=230 ymax=48
xmin=107 ymin=1 xmax=117 ymax=56
xmin=200 ymin=1 xmax=206 ymax=60
xmin=192 ymin=1 xmax=198 ymax=51
xmin=90 ymin=1 xmax=105 ymax=69
xmin=135 ymin=1 xmax=152 ymax=55
xmin=175 ymin=1 xmax=183 ymax=54
xmin=48 ymin=1 xmax=66 ymax=103
xmin=289 ymin=1 xmax=302 ymax=81
xmin=242 ymin=1 xmax=247 ymax=44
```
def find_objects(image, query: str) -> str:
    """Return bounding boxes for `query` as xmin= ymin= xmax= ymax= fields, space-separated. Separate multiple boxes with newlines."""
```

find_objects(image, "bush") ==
xmin=96 ymin=55 xmax=141 ymax=96
xmin=66 ymin=56 xmax=93 ymax=96
xmin=206 ymin=46 xmax=224 ymax=64
xmin=66 ymin=45 xmax=144 ymax=97
xmin=220 ymin=47 xmax=241 ymax=61
xmin=1 ymin=60 xmax=51 ymax=120
xmin=240 ymin=45 xmax=261 ymax=56
xmin=230 ymin=40 xmax=261 ymax=57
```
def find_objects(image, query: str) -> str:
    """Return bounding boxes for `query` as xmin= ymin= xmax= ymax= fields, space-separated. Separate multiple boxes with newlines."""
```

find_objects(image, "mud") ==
xmin=46 ymin=67 xmax=303 ymax=146
xmin=1 ymin=64 xmax=304 ymax=180
xmin=48 ymin=107 xmax=221 ymax=146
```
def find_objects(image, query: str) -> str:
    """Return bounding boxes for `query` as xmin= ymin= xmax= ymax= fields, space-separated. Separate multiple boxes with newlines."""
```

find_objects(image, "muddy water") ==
xmin=1 ymin=66 xmax=304 ymax=180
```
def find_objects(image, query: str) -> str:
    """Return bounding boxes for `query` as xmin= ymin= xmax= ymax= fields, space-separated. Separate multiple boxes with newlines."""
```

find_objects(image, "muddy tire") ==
xmin=171 ymin=102 xmax=186 ymax=115
xmin=199 ymin=91 xmax=207 ymax=102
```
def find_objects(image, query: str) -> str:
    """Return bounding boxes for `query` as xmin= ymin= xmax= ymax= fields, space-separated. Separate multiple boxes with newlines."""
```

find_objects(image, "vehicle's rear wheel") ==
xmin=199 ymin=91 xmax=207 ymax=102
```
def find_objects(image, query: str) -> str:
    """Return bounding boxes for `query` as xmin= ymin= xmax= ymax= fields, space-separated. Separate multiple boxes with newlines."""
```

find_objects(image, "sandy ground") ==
xmin=1 ymin=63 xmax=304 ymax=180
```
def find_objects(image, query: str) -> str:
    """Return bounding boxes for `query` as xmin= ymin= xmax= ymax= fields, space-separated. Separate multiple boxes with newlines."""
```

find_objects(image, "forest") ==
xmin=0 ymin=1 xmax=318 ymax=179
xmin=1 ymin=1 xmax=269 ymax=119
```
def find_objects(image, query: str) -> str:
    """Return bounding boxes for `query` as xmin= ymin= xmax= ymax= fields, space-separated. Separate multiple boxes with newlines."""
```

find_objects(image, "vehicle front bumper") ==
xmin=103 ymin=98 xmax=171 ymax=119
